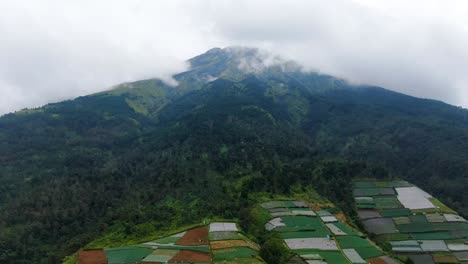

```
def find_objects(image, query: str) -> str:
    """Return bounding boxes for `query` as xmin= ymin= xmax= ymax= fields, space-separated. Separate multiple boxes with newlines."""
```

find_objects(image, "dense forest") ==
xmin=0 ymin=47 xmax=467 ymax=263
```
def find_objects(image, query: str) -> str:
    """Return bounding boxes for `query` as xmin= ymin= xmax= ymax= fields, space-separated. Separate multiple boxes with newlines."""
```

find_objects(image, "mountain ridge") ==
xmin=1 ymin=47 xmax=468 ymax=263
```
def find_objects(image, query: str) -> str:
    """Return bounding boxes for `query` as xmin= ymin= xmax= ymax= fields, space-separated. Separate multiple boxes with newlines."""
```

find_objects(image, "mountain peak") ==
xmin=179 ymin=46 xmax=301 ymax=84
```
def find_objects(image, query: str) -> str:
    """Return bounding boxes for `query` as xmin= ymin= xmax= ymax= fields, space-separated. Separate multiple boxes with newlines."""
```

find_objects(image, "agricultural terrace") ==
xmin=260 ymin=200 xmax=399 ymax=264
xmin=77 ymin=222 xmax=265 ymax=264
xmin=354 ymin=180 xmax=468 ymax=264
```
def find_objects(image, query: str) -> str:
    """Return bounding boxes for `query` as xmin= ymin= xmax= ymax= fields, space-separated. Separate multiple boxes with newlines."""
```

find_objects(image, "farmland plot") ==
xmin=259 ymin=200 xmax=396 ymax=264
xmin=77 ymin=222 xmax=265 ymax=264
xmin=354 ymin=179 xmax=468 ymax=264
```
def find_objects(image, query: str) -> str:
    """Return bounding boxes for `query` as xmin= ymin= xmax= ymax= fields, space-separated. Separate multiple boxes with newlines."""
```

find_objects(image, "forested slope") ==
xmin=0 ymin=47 xmax=467 ymax=263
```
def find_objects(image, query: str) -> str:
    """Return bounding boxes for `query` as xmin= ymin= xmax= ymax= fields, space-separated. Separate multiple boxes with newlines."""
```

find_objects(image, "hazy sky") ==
xmin=1 ymin=0 xmax=468 ymax=114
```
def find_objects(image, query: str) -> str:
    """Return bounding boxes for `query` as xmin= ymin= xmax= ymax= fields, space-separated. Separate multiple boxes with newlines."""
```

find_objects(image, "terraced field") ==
xmin=77 ymin=222 xmax=265 ymax=264
xmin=354 ymin=180 xmax=468 ymax=264
xmin=259 ymin=200 xmax=398 ymax=264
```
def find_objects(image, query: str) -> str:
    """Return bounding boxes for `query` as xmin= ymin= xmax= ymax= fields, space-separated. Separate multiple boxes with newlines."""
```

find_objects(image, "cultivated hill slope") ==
xmin=0 ymin=47 xmax=467 ymax=263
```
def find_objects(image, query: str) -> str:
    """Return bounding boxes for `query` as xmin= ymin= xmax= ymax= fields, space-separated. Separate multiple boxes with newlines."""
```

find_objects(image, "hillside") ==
xmin=1 ymin=47 xmax=468 ymax=263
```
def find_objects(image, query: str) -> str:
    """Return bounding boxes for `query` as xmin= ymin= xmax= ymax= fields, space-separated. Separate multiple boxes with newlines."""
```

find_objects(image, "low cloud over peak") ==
xmin=1 ymin=0 xmax=467 ymax=114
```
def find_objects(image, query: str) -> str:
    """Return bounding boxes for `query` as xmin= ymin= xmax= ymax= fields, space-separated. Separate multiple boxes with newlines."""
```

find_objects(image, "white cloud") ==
xmin=0 ymin=0 xmax=467 ymax=114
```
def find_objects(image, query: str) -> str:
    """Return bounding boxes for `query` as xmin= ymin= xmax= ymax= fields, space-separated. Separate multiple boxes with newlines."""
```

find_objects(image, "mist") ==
xmin=1 ymin=0 xmax=467 ymax=114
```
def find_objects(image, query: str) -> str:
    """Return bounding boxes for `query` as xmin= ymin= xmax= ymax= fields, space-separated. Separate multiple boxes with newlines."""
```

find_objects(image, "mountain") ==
xmin=1 ymin=47 xmax=468 ymax=263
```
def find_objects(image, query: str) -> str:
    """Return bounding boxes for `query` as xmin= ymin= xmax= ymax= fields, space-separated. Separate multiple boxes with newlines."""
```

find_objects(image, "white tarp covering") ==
xmin=301 ymin=254 xmax=322 ymax=260
xmin=419 ymin=240 xmax=449 ymax=252
xmin=320 ymin=216 xmax=338 ymax=223
xmin=302 ymin=254 xmax=327 ymax=264
xmin=390 ymin=240 xmax=422 ymax=252
xmin=292 ymin=210 xmax=316 ymax=216
xmin=293 ymin=201 xmax=308 ymax=207
xmin=343 ymin=249 xmax=366 ymax=264
xmin=284 ymin=238 xmax=338 ymax=250
xmin=171 ymin=231 xmax=186 ymax=237
xmin=444 ymin=214 xmax=467 ymax=222
xmin=209 ymin=222 xmax=238 ymax=232
xmin=447 ymin=243 xmax=468 ymax=251
xmin=392 ymin=247 xmax=422 ymax=252
xmin=326 ymin=223 xmax=346 ymax=235
xmin=265 ymin=217 xmax=285 ymax=231
xmin=454 ymin=252 xmax=468 ymax=261
xmin=271 ymin=212 xmax=295 ymax=217
xmin=395 ymin=187 xmax=435 ymax=210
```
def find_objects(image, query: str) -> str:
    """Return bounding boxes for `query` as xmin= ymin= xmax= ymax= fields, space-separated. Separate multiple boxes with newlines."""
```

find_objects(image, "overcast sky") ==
xmin=1 ymin=0 xmax=468 ymax=114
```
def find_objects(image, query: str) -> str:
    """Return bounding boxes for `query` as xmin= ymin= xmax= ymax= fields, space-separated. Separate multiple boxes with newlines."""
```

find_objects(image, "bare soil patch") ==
xmin=169 ymin=250 xmax=212 ymax=263
xmin=78 ymin=249 xmax=107 ymax=264
xmin=210 ymin=240 xmax=259 ymax=250
xmin=176 ymin=226 xmax=208 ymax=245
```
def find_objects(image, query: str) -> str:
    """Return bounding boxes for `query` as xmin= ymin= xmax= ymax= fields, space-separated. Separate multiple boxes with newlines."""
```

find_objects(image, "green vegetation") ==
xmin=1 ymin=47 xmax=468 ymax=263
xmin=213 ymin=247 xmax=258 ymax=261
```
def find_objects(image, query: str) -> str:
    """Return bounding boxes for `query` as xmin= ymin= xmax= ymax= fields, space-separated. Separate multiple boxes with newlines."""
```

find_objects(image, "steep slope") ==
xmin=0 ymin=47 xmax=467 ymax=263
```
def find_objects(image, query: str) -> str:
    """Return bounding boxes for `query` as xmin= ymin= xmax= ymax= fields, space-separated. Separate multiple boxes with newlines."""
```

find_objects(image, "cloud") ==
xmin=0 ymin=0 xmax=467 ymax=114
xmin=0 ymin=1 xmax=213 ymax=113
xmin=205 ymin=0 xmax=468 ymax=106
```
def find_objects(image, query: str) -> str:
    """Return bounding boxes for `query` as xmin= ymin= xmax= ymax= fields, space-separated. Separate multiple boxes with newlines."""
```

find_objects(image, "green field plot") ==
xmin=293 ymin=250 xmax=350 ymax=264
xmin=397 ymin=222 xmax=468 ymax=233
xmin=356 ymin=197 xmax=376 ymax=209
xmin=354 ymin=188 xmax=395 ymax=197
xmin=380 ymin=209 xmax=411 ymax=217
xmin=374 ymin=233 xmax=412 ymax=243
xmin=354 ymin=246 xmax=383 ymax=259
xmin=149 ymin=235 xmax=180 ymax=244
xmin=337 ymin=236 xmax=374 ymax=248
xmin=319 ymin=251 xmax=351 ymax=264
xmin=408 ymin=214 xmax=428 ymax=223
xmin=280 ymin=216 xmax=323 ymax=228
xmin=157 ymin=244 xmax=210 ymax=253
xmin=212 ymin=247 xmax=258 ymax=261
xmin=393 ymin=217 xmax=411 ymax=225
xmin=363 ymin=218 xmax=398 ymax=234
xmin=355 ymin=181 xmax=377 ymax=188
xmin=410 ymin=231 xmax=460 ymax=240
xmin=374 ymin=196 xmax=402 ymax=209
xmin=279 ymin=230 xmax=329 ymax=239
xmin=104 ymin=246 xmax=153 ymax=264
xmin=330 ymin=222 xmax=360 ymax=236
xmin=209 ymin=231 xmax=246 ymax=241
